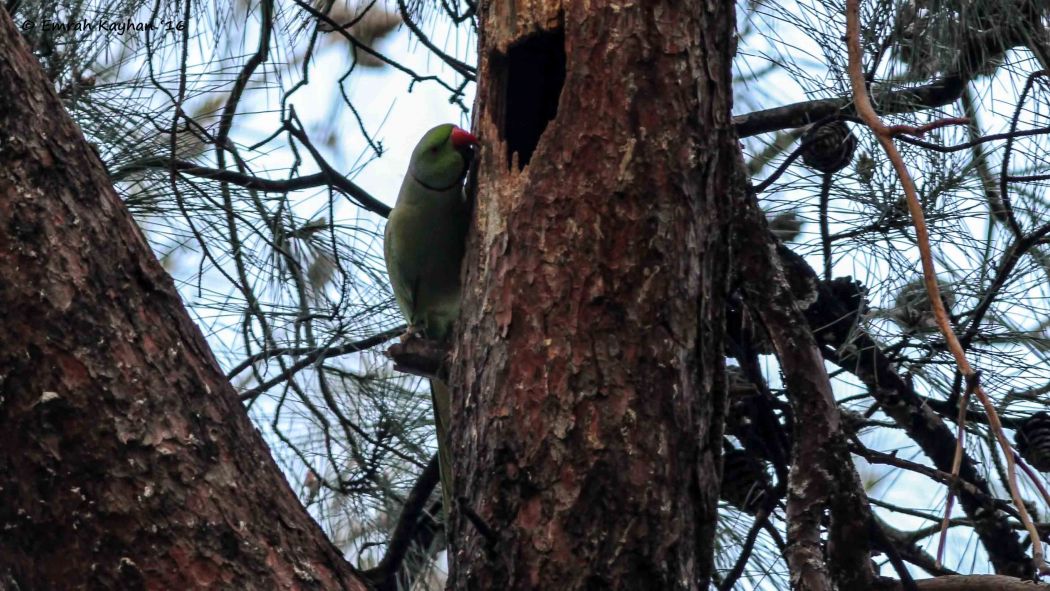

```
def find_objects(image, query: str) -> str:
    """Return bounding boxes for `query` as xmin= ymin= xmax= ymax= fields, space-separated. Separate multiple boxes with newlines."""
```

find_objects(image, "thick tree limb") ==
xmin=875 ymin=515 xmax=959 ymax=578
xmin=386 ymin=337 xmax=449 ymax=381
xmin=0 ymin=8 xmax=365 ymax=589
xmin=735 ymin=184 xmax=874 ymax=591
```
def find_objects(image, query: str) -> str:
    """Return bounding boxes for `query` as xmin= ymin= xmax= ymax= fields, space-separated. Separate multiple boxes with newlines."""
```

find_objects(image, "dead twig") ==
xmin=885 ymin=117 xmax=971 ymax=138
xmin=938 ymin=372 xmax=979 ymax=567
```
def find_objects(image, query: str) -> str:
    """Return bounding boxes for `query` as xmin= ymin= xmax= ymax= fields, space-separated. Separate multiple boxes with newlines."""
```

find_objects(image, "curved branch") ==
xmin=395 ymin=0 xmax=476 ymax=80
xmin=363 ymin=455 xmax=442 ymax=591
xmin=227 ymin=326 xmax=404 ymax=379
xmin=112 ymin=157 xmax=375 ymax=200
xmin=997 ymin=71 xmax=1047 ymax=238
xmin=736 ymin=198 xmax=874 ymax=590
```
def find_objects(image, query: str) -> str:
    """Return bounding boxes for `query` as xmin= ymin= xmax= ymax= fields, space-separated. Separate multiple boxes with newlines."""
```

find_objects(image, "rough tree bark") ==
xmin=449 ymin=1 xmax=736 ymax=589
xmin=0 ymin=10 xmax=366 ymax=590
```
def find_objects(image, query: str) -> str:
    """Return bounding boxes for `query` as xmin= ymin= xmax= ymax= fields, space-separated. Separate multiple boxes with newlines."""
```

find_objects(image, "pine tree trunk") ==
xmin=449 ymin=2 xmax=738 ymax=589
xmin=0 ymin=10 xmax=365 ymax=590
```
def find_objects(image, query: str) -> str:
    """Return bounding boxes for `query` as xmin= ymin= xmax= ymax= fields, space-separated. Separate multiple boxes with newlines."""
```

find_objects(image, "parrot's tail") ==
xmin=430 ymin=378 xmax=454 ymax=519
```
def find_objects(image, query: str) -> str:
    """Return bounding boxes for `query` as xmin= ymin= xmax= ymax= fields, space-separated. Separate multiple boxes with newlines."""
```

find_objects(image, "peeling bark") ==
xmin=734 ymin=198 xmax=876 ymax=590
xmin=448 ymin=1 xmax=736 ymax=589
xmin=0 ymin=10 xmax=365 ymax=590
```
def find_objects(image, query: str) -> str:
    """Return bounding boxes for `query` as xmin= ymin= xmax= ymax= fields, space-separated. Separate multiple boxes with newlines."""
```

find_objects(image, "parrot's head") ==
xmin=409 ymin=124 xmax=479 ymax=190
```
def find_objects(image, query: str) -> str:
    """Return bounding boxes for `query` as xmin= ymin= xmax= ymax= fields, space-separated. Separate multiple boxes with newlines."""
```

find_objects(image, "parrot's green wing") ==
xmin=383 ymin=199 xmax=467 ymax=340
xmin=383 ymin=209 xmax=418 ymax=327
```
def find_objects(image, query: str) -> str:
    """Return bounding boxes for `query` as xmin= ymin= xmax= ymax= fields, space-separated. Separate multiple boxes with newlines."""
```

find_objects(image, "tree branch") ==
xmin=111 ymin=157 xmax=386 ymax=216
xmin=733 ymin=76 xmax=965 ymax=138
xmin=228 ymin=326 xmax=404 ymax=379
xmin=735 ymin=185 xmax=874 ymax=590
xmin=363 ymin=455 xmax=442 ymax=591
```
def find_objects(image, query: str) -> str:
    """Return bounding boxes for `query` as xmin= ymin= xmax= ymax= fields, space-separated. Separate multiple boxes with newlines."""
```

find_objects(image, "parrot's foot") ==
xmin=400 ymin=325 xmax=426 ymax=343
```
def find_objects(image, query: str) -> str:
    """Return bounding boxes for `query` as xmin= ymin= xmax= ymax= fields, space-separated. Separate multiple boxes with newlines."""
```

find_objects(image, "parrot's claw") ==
xmin=400 ymin=325 xmax=425 ymax=343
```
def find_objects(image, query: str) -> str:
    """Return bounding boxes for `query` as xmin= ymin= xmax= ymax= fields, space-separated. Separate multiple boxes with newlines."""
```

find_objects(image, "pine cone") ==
xmin=1016 ymin=412 xmax=1050 ymax=472
xmin=769 ymin=210 xmax=804 ymax=243
xmin=800 ymin=122 xmax=857 ymax=174
xmin=726 ymin=294 xmax=774 ymax=356
xmin=890 ymin=277 xmax=955 ymax=334
xmin=724 ymin=366 xmax=761 ymax=441
xmin=823 ymin=276 xmax=869 ymax=316
xmin=721 ymin=449 xmax=772 ymax=514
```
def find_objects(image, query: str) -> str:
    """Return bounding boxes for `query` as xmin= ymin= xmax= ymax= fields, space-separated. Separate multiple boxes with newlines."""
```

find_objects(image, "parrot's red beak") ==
xmin=450 ymin=126 xmax=479 ymax=149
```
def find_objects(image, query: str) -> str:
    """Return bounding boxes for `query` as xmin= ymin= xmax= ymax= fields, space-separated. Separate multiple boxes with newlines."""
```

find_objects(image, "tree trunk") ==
xmin=0 ymin=10 xmax=365 ymax=590
xmin=449 ymin=1 xmax=737 ymax=589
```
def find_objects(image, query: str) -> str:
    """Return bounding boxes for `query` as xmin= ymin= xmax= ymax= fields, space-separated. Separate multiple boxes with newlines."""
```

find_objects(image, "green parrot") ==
xmin=384 ymin=123 xmax=477 ymax=515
